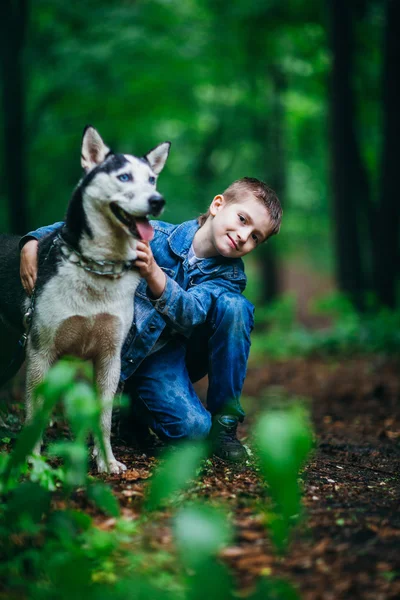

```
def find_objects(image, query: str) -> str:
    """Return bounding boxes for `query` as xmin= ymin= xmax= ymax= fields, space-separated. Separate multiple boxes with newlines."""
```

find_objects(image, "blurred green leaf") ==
xmin=48 ymin=509 xmax=93 ymax=539
xmin=64 ymin=381 xmax=101 ymax=437
xmin=7 ymin=481 xmax=51 ymax=525
xmin=48 ymin=555 xmax=93 ymax=599
xmin=173 ymin=503 xmax=233 ymax=568
xmin=145 ymin=442 xmax=207 ymax=510
xmin=3 ymin=419 xmax=47 ymax=483
xmin=28 ymin=455 xmax=64 ymax=491
xmin=186 ymin=561 xmax=234 ymax=600
xmin=48 ymin=440 xmax=88 ymax=487
xmin=35 ymin=360 xmax=79 ymax=402
xmin=87 ymin=482 xmax=120 ymax=518
xmin=255 ymin=404 xmax=313 ymax=478
xmin=248 ymin=577 xmax=300 ymax=600
xmin=254 ymin=403 xmax=313 ymax=551
xmin=2 ymin=360 xmax=81 ymax=485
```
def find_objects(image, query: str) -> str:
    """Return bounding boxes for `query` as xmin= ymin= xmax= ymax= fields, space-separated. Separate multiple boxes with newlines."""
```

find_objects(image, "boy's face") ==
xmin=209 ymin=194 xmax=272 ymax=258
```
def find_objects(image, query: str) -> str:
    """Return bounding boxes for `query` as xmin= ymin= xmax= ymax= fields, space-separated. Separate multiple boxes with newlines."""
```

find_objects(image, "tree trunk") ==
xmin=0 ymin=0 xmax=29 ymax=234
xmin=328 ymin=0 xmax=369 ymax=310
xmin=372 ymin=0 xmax=400 ymax=307
xmin=257 ymin=68 xmax=286 ymax=304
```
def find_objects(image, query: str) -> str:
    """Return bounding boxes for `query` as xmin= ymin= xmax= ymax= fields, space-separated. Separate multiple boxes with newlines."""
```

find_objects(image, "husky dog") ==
xmin=0 ymin=126 xmax=170 ymax=473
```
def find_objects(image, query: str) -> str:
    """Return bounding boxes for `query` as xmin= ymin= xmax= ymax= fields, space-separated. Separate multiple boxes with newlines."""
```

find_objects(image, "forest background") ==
xmin=1 ymin=3 xmax=399 ymax=599
xmin=1 ymin=0 xmax=399 ymax=326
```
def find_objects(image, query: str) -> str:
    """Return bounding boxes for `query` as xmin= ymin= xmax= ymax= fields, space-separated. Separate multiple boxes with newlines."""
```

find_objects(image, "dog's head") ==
xmin=78 ymin=126 xmax=170 ymax=242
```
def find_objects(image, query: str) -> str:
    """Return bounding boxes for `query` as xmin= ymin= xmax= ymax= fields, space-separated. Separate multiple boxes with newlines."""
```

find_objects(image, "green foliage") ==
xmin=251 ymin=293 xmax=400 ymax=359
xmin=174 ymin=502 xmax=233 ymax=568
xmin=28 ymin=455 xmax=65 ymax=491
xmin=0 ymin=359 xmax=308 ymax=599
xmin=255 ymin=400 xmax=313 ymax=552
xmin=174 ymin=503 xmax=234 ymax=600
xmin=145 ymin=442 xmax=208 ymax=511
xmin=249 ymin=578 xmax=300 ymax=600
xmin=1 ymin=361 xmax=78 ymax=488
xmin=87 ymin=481 xmax=120 ymax=518
xmin=0 ymin=0 xmax=334 ymax=281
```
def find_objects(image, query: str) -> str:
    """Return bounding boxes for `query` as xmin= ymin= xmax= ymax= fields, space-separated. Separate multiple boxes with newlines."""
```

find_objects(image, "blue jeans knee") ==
xmin=211 ymin=293 xmax=255 ymax=335
xmin=154 ymin=409 xmax=211 ymax=441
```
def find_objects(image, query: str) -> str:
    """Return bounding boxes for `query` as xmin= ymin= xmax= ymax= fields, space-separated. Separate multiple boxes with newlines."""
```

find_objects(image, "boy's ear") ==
xmin=81 ymin=126 xmax=111 ymax=172
xmin=209 ymin=194 xmax=225 ymax=216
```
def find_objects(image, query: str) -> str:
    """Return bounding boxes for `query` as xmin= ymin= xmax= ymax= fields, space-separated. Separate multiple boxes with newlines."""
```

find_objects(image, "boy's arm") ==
xmin=19 ymin=221 xmax=65 ymax=250
xmin=135 ymin=241 xmax=247 ymax=336
xmin=20 ymin=221 xmax=64 ymax=295
xmin=148 ymin=274 xmax=246 ymax=336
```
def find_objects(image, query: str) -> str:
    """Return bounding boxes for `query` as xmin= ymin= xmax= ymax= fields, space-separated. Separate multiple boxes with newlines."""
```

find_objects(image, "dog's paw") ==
xmin=108 ymin=459 xmax=127 ymax=474
xmin=95 ymin=455 xmax=127 ymax=474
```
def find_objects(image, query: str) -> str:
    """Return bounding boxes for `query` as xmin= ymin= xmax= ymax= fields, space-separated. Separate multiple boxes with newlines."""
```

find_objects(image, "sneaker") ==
xmin=210 ymin=415 xmax=247 ymax=463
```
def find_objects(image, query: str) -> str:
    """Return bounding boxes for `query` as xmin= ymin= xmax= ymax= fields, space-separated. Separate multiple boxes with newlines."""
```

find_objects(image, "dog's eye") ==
xmin=149 ymin=176 xmax=156 ymax=185
xmin=117 ymin=173 xmax=132 ymax=182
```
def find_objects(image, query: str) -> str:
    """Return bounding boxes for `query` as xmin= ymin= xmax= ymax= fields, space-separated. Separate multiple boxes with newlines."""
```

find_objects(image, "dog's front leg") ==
xmin=93 ymin=356 xmax=127 ymax=474
xmin=25 ymin=350 xmax=52 ymax=456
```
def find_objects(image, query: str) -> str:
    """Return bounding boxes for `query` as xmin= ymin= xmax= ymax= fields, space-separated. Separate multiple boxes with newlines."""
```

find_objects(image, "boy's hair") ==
xmin=197 ymin=177 xmax=282 ymax=238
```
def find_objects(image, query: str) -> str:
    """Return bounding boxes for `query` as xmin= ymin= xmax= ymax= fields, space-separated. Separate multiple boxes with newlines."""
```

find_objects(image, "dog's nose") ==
xmin=149 ymin=194 xmax=165 ymax=216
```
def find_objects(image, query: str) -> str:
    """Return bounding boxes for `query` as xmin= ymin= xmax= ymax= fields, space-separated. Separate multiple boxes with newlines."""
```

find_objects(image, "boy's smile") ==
xmin=193 ymin=194 xmax=272 ymax=258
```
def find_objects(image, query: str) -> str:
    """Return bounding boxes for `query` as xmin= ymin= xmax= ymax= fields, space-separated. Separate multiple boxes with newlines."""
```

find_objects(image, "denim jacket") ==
xmin=22 ymin=219 xmax=247 ymax=380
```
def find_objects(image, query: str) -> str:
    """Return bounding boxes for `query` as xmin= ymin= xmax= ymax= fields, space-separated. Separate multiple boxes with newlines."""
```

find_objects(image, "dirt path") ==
xmin=239 ymin=358 xmax=400 ymax=599
xmin=104 ymin=357 xmax=400 ymax=600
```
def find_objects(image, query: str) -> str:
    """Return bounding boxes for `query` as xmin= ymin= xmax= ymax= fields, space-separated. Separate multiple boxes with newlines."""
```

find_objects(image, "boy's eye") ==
xmin=117 ymin=173 xmax=132 ymax=182
xmin=252 ymin=233 xmax=259 ymax=243
xmin=149 ymin=176 xmax=156 ymax=185
xmin=238 ymin=214 xmax=246 ymax=223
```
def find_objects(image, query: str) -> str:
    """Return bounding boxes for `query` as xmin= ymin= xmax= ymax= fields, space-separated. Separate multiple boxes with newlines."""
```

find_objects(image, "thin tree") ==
xmin=0 ymin=0 xmax=29 ymax=234
xmin=372 ymin=0 xmax=400 ymax=307
xmin=327 ymin=0 xmax=369 ymax=310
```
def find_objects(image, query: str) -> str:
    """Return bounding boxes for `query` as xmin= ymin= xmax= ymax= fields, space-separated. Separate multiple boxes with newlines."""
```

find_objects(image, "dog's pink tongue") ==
xmin=135 ymin=218 xmax=154 ymax=242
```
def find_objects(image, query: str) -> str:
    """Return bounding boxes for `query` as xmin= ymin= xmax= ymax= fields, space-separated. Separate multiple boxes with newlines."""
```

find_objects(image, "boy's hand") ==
xmin=20 ymin=239 xmax=39 ymax=296
xmin=134 ymin=241 xmax=166 ymax=299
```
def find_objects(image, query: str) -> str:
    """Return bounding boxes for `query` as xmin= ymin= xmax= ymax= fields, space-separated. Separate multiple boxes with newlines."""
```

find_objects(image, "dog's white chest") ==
xmin=33 ymin=261 xmax=140 ymax=357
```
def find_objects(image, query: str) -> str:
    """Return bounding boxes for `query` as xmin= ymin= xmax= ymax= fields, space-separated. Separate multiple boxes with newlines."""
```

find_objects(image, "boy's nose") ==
xmin=237 ymin=229 xmax=250 ymax=243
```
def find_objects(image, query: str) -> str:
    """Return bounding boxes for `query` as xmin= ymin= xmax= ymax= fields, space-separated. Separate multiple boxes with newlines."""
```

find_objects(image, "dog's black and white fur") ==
xmin=0 ymin=127 xmax=170 ymax=473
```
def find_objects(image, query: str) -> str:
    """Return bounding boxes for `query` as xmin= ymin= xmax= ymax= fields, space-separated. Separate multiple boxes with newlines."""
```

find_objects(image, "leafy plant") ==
xmin=254 ymin=399 xmax=313 ymax=552
xmin=0 ymin=359 xmax=308 ymax=600
xmin=145 ymin=442 xmax=208 ymax=511
xmin=251 ymin=293 xmax=400 ymax=360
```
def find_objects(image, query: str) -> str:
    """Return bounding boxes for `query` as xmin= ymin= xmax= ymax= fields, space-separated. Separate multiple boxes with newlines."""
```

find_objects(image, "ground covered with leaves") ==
xmin=2 ymin=356 xmax=399 ymax=600
xmin=81 ymin=356 xmax=400 ymax=600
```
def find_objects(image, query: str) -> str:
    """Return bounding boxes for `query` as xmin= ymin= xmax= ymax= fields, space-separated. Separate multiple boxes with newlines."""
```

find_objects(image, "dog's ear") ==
xmin=144 ymin=142 xmax=171 ymax=176
xmin=81 ymin=126 xmax=111 ymax=172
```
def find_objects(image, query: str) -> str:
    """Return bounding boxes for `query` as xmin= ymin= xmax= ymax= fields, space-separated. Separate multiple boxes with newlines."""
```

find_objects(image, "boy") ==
xmin=20 ymin=177 xmax=282 ymax=462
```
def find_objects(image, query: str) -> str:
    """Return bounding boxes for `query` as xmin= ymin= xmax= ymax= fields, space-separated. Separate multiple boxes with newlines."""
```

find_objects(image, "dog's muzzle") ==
xmin=149 ymin=194 xmax=165 ymax=216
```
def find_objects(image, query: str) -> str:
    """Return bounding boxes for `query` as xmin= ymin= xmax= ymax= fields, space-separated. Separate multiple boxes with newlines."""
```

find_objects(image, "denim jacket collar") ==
xmin=168 ymin=219 xmax=233 ymax=274
xmin=168 ymin=219 xmax=200 ymax=259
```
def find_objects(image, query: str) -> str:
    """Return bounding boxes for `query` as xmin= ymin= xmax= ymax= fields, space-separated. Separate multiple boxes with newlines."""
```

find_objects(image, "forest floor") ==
xmin=2 ymin=355 xmax=400 ymax=600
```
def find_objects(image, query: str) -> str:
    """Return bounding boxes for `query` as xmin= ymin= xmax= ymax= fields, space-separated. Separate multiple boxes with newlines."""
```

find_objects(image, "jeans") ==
xmin=124 ymin=293 xmax=254 ymax=441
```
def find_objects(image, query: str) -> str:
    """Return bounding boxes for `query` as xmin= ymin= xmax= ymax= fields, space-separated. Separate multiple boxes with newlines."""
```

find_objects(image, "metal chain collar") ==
xmin=19 ymin=233 xmax=135 ymax=350
xmin=56 ymin=234 xmax=136 ymax=278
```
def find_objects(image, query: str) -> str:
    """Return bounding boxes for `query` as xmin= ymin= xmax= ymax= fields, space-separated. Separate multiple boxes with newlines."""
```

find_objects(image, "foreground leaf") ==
xmin=145 ymin=442 xmax=207 ymax=510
